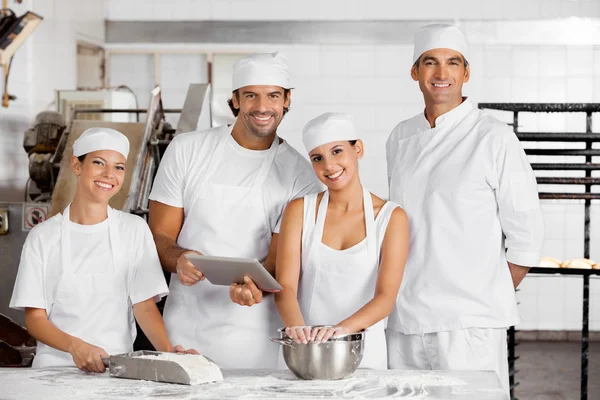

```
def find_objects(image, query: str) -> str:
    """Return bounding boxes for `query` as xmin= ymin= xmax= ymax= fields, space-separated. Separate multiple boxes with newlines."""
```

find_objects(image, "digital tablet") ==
xmin=185 ymin=254 xmax=282 ymax=292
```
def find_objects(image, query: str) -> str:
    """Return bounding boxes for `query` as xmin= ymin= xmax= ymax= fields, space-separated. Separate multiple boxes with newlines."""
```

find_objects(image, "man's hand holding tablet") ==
xmin=184 ymin=254 xmax=282 ymax=305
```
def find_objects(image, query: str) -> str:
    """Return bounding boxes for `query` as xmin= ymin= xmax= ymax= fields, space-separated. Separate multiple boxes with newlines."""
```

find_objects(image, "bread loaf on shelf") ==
xmin=561 ymin=258 xmax=595 ymax=269
xmin=539 ymin=257 xmax=561 ymax=268
xmin=539 ymin=257 xmax=598 ymax=269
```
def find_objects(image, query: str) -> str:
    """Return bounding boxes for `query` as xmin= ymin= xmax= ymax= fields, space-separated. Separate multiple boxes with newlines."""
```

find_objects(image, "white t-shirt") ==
xmin=10 ymin=211 xmax=169 ymax=312
xmin=149 ymin=125 xmax=323 ymax=233
xmin=213 ymin=135 xmax=270 ymax=186
xmin=69 ymin=219 xmax=112 ymax=275
xmin=386 ymin=100 xmax=544 ymax=334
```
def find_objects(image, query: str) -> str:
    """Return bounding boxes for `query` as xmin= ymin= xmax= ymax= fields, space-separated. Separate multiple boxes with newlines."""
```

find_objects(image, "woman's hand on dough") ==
xmin=68 ymin=337 xmax=109 ymax=373
xmin=311 ymin=326 xmax=348 ymax=343
xmin=172 ymin=345 xmax=200 ymax=355
xmin=285 ymin=326 xmax=313 ymax=344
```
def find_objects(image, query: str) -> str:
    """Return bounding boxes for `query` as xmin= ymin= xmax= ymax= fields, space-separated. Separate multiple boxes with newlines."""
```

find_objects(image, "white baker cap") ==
xmin=412 ymin=24 xmax=469 ymax=64
xmin=232 ymin=52 xmax=292 ymax=91
xmin=73 ymin=127 xmax=130 ymax=160
xmin=302 ymin=113 xmax=359 ymax=153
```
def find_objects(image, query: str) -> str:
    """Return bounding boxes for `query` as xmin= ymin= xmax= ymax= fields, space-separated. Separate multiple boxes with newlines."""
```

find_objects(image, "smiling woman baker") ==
xmin=9 ymin=128 xmax=194 ymax=373
xmin=274 ymin=113 xmax=409 ymax=369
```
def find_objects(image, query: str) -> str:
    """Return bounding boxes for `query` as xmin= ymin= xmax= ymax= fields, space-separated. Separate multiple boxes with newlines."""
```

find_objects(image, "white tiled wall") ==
xmin=514 ymin=203 xmax=600 ymax=331
xmin=517 ymin=276 xmax=600 ymax=331
xmin=107 ymin=53 xmax=209 ymax=127
xmin=160 ymin=54 xmax=209 ymax=127
xmin=105 ymin=0 xmax=600 ymax=20
xmin=107 ymin=53 xmax=154 ymax=122
xmin=0 ymin=0 xmax=105 ymax=201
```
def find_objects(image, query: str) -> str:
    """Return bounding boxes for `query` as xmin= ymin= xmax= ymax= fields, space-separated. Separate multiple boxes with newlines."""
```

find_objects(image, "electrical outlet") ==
xmin=0 ymin=209 xmax=8 ymax=234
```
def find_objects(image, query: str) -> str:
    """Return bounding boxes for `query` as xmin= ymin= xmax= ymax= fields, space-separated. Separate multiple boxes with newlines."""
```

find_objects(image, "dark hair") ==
xmin=349 ymin=140 xmax=357 ymax=146
xmin=77 ymin=154 xmax=86 ymax=162
xmin=413 ymin=56 xmax=469 ymax=70
xmin=227 ymin=89 xmax=291 ymax=117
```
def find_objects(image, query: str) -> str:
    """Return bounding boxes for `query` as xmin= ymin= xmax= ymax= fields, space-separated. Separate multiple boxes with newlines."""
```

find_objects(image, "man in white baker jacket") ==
xmin=148 ymin=52 xmax=322 ymax=369
xmin=385 ymin=24 xmax=544 ymax=397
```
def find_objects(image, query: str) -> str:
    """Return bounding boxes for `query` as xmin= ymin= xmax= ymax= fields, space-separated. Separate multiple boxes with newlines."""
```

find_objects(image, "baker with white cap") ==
xmin=385 ymin=24 xmax=544 ymax=397
xmin=148 ymin=52 xmax=322 ymax=369
xmin=72 ymin=127 xmax=130 ymax=159
xmin=10 ymin=127 xmax=194 ymax=372
xmin=274 ymin=112 xmax=409 ymax=370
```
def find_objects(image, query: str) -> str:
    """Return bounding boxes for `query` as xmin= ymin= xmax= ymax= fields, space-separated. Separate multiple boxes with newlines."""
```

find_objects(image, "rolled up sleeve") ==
xmin=495 ymin=131 xmax=544 ymax=267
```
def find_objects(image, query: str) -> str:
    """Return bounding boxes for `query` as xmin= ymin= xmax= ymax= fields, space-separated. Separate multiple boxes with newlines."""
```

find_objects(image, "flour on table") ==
xmin=251 ymin=370 xmax=468 ymax=399
xmin=1 ymin=368 xmax=506 ymax=399
xmin=136 ymin=353 xmax=223 ymax=385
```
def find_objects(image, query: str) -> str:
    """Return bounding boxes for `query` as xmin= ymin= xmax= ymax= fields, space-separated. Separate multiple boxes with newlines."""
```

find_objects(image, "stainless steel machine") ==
xmin=0 ymin=83 xmax=212 ymax=329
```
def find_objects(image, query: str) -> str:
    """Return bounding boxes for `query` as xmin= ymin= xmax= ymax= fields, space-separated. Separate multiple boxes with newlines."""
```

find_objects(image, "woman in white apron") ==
xmin=274 ymin=113 xmax=409 ymax=369
xmin=10 ymin=128 xmax=194 ymax=372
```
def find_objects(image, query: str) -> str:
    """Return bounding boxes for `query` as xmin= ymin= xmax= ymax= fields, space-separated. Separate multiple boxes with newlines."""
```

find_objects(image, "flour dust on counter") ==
xmin=252 ymin=370 xmax=469 ymax=398
xmin=0 ymin=368 xmax=507 ymax=399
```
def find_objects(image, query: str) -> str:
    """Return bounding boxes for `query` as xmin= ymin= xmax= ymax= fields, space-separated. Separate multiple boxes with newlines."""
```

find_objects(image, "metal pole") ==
xmin=581 ymin=111 xmax=592 ymax=400
xmin=585 ymin=111 xmax=592 ymax=258
xmin=581 ymin=274 xmax=589 ymax=400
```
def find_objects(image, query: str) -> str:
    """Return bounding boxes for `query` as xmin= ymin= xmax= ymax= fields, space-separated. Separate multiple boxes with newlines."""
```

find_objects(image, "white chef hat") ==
xmin=73 ymin=127 xmax=130 ymax=160
xmin=232 ymin=52 xmax=293 ymax=91
xmin=302 ymin=113 xmax=359 ymax=153
xmin=412 ymin=24 xmax=469 ymax=64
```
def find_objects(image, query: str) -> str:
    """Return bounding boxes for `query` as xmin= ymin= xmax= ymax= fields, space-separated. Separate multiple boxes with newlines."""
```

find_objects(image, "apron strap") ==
xmin=252 ymin=136 xmax=279 ymax=188
xmin=106 ymin=207 xmax=126 ymax=296
xmin=362 ymin=186 xmax=377 ymax=262
xmin=311 ymin=190 xmax=329 ymax=249
xmin=203 ymin=125 xmax=234 ymax=180
xmin=60 ymin=205 xmax=73 ymax=275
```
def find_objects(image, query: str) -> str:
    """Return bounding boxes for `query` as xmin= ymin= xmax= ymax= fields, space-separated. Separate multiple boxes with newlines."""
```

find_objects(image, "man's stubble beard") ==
xmin=243 ymin=112 xmax=283 ymax=138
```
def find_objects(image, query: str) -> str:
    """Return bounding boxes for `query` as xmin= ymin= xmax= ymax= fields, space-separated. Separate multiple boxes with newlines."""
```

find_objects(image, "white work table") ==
xmin=1 ymin=367 xmax=507 ymax=399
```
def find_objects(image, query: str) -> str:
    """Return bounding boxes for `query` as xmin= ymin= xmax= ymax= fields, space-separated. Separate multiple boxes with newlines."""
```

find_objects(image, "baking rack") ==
xmin=478 ymin=103 xmax=600 ymax=400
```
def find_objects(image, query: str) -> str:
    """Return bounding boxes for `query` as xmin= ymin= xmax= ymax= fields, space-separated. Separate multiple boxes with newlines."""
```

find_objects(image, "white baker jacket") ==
xmin=386 ymin=99 xmax=544 ymax=334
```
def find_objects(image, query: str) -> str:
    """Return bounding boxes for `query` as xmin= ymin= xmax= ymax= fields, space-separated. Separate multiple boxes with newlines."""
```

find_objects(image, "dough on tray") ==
xmin=540 ymin=257 xmax=597 ymax=269
xmin=539 ymin=257 xmax=561 ymax=268
xmin=137 ymin=353 xmax=223 ymax=385
xmin=561 ymin=258 xmax=595 ymax=269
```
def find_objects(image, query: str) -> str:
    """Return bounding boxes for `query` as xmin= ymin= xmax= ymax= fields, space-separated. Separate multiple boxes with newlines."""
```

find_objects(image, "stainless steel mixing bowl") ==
xmin=270 ymin=326 xmax=365 ymax=380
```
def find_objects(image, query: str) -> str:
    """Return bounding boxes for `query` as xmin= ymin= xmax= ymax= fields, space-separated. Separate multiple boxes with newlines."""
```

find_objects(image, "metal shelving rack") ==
xmin=478 ymin=103 xmax=600 ymax=400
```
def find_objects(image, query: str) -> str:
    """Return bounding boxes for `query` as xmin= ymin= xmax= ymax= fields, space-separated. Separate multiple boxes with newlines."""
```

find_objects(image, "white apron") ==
xmin=163 ymin=127 xmax=281 ymax=369
xmin=33 ymin=205 xmax=133 ymax=368
xmin=297 ymin=187 xmax=387 ymax=369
